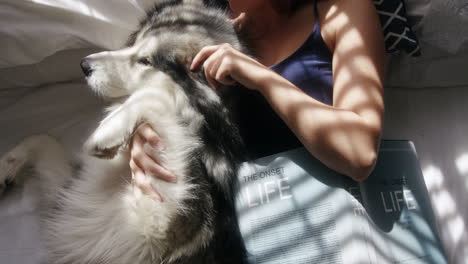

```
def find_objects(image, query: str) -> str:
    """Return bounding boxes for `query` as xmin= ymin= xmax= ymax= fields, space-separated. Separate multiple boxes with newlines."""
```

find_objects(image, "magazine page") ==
xmin=235 ymin=148 xmax=372 ymax=263
xmin=235 ymin=141 xmax=447 ymax=264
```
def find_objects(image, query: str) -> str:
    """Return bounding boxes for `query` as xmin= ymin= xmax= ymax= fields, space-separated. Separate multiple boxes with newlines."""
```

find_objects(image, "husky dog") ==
xmin=0 ymin=0 xmax=249 ymax=263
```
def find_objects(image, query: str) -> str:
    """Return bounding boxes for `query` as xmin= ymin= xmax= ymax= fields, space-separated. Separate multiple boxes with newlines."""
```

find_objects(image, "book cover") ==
xmin=235 ymin=140 xmax=447 ymax=264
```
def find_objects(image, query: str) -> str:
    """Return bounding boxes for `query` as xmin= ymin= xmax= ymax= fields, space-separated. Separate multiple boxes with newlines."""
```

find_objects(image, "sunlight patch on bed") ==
xmin=422 ymin=164 xmax=466 ymax=259
xmin=455 ymin=153 xmax=468 ymax=193
xmin=455 ymin=153 xmax=468 ymax=175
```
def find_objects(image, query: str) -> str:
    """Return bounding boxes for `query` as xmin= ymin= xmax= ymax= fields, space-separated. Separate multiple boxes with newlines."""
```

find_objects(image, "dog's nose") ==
xmin=80 ymin=59 xmax=93 ymax=77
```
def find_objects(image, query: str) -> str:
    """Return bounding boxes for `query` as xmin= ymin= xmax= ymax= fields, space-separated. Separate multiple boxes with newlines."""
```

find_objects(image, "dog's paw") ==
xmin=85 ymin=101 xmax=138 ymax=159
xmin=86 ymin=143 xmax=121 ymax=159
xmin=84 ymin=129 xmax=126 ymax=159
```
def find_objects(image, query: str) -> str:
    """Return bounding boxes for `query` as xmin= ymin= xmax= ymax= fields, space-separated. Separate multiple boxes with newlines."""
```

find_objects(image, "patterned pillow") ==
xmin=373 ymin=0 xmax=421 ymax=56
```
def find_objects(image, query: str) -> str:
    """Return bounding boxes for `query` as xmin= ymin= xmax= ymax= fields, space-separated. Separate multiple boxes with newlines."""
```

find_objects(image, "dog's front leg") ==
xmin=85 ymin=104 xmax=136 ymax=158
xmin=85 ymin=89 xmax=175 ymax=159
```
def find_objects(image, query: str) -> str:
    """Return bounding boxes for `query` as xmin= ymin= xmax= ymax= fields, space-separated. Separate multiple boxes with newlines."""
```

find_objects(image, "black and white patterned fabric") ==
xmin=373 ymin=0 xmax=421 ymax=56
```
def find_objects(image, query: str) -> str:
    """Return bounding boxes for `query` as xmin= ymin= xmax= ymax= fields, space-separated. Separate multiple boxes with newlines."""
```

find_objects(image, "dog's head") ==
xmin=81 ymin=1 xmax=242 ymax=99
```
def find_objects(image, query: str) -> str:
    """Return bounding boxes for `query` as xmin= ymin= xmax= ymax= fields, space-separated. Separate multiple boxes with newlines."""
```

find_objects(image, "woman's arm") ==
xmin=191 ymin=0 xmax=385 ymax=181
xmin=263 ymin=0 xmax=385 ymax=181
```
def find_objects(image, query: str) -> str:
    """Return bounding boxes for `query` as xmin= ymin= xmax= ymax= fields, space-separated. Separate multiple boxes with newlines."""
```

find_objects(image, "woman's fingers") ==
xmin=190 ymin=45 xmax=219 ymax=72
xmin=131 ymin=132 xmax=177 ymax=183
xmin=136 ymin=123 xmax=162 ymax=149
xmin=129 ymin=154 xmax=163 ymax=202
xmin=191 ymin=44 xmax=238 ymax=88
xmin=206 ymin=51 xmax=235 ymax=85
xmin=214 ymin=60 xmax=236 ymax=85
xmin=129 ymin=124 xmax=177 ymax=202
xmin=131 ymin=167 xmax=163 ymax=202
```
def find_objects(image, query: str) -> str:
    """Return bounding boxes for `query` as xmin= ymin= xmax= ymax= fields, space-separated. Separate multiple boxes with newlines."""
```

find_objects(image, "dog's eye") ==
xmin=137 ymin=57 xmax=152 ymax=66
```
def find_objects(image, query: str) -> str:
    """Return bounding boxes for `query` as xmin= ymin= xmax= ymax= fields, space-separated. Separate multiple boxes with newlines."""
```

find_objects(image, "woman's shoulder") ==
xmin=315 ymin=0 xmax=339 ymax=53
xmin=316 ymin=0 xmax=381 ymax=54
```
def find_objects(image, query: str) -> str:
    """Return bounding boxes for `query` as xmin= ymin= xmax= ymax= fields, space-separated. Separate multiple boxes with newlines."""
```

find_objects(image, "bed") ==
xmin=0 ymin=0 xmax=467 ymax=263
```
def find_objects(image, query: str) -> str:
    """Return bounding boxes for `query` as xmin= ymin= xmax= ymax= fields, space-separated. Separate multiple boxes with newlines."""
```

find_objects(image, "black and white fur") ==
xmin=0 ymin=0 xmax=248 ymax=263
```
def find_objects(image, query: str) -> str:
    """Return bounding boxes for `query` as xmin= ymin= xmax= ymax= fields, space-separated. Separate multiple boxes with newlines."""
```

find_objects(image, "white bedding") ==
xmin=0 ymin=0 xmax=467 ymax=263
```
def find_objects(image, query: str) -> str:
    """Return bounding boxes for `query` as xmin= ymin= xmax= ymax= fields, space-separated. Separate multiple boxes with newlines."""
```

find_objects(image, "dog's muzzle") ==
xmin=80 ymin=59 xmax=93 ymax=77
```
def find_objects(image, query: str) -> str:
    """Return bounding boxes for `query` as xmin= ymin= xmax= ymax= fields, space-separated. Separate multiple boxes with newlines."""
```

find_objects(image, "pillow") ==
xmin=373 ymin=0 xmax=422 ymax=56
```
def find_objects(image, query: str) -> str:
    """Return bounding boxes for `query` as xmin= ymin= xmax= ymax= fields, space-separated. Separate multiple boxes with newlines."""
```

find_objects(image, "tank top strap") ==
xmin=314 ymin=0 xmax=320 ymax=19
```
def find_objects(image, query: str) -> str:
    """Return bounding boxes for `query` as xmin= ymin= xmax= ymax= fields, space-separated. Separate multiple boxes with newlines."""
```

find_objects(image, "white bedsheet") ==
xmin=0 ymin=0 xmax=467 ymax=263
xmin=0 ymin=0 xmax=154 ymax=68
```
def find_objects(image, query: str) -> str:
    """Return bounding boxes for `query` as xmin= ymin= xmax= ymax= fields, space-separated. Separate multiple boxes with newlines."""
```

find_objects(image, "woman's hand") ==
xmin=129 ymin=124 xmax=177 ymax=201
xmin=190 ymin=43 xmax=273 ymax=91
xmin=190 ymin=43 xmax=242 ymax=89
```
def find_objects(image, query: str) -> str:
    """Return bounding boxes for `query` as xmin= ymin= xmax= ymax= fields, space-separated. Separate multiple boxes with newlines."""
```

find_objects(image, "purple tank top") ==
xmin=270 ymin=0 xmax=333 ymax=104
xmin=238 ymin=0 xmax=334 ymax=158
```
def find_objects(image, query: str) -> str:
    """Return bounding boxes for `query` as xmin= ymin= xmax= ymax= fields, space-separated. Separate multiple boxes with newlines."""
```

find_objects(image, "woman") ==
xmin=129 ymin=0 xmax=386 ymax=200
